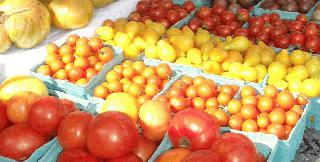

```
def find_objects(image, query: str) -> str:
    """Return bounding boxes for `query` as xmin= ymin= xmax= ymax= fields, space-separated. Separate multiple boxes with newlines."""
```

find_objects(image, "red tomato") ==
xmin=211 ymin=5 xmax=226 ymax=15
xmin=156 ymin=18 xmax=170 ymax=29
xmin=155 ymin=148 xmax=191 ymax=162
xmin=183 ymin=1 xmax=195 ymax=12
xmin=166 ymin=10 xmax=180 ymax=25
xmin=274 ymin=35 xmax=290 ymax=49
xmin=220 ymin=11 xmax=235 ymax=24
xmin=211 ymin=133 xmax=258 ymax=162
xmin=183 ymin=150 xmax=222 ymax=162
xmin=188 ymin=18 xmax=202 ymax=32
xmin=216 ymin=25 xmax=233 ymax=37
xmin=249 ymin=25 xmax=262 ymax=37
xmin=168 ymin=109 xmax=220 ymax=151
xmin=197 ymin=6 xmax=211 ymax=19
xmin=270 ymin=13 xmax=280 ymax=22
xmin=227 ymin=21 xmax=241 ymax=32
xmin=133 ymin=136 xmax=158 ymax=162
xmin=0 ymin=123 xmax=48 ymax=161
xmin=234 ymin=28 xmax=250 ymax=37
xmin=136 ymin=1 xmax=150 ymax=14
xmin=288 ymin=21 xmax=304 ymax=32
xmin=58 ymin=149 xmax=100 ymax=162
xmin=161 ymin=0 xmax=173 ymax=10
xmin=86 ymin=111 xmax=139 ymax=159
xmin=0 ymin=101 xmax=8 ymax=131
xmin=256 ymin=31 xmax=270 ymax=43
xmin=28 ymin=96 xmax=67 ymax=136
xmin=270 ymin=26 xmax=287 ymax=40
xmin=57 ymin=111 xmax=93 ymax=150
xmin=176 ymin=8 xmax=188 ymax=19
xmin=290 ymin=32 xmax=306 ymax=47
xmin=202 ymin=17 xmax=215 ymax=30
xmin=150 ymin=8 xmax=166 ymax=19
xmin=249 ymin=17 xmax=264 ymax=27
xmin=296 ymin=14 xmax=307 ymax=24
xmin=305 ymin=27 xmax=318 ymax=38
xmin=262 ymin=25 xmax=274 ymax=34
xmin=236 ymin=8 xmax=250 ymax=22
xmin=107 ymin=153 xmax=142 ymax=162
xmin=261 ymin=14 xmax=271 ymax=23
xmin=305 ymin=36 xmax=320 ymax=53
xmin=60 ymin=99 xmax=78 ymax=113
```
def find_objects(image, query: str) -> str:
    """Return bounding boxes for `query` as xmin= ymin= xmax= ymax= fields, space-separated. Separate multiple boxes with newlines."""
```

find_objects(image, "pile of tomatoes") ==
xmin=37 ymin=35 xmax=114 ymax=85
xmin=187 ymin=5 xmax=250 ymax=37
xmin=242 ymin=13 xmax=320 ymax=52
xmin=130 ymin=0 xmax=196 ymax=28
xmin=155 ymin=108 xmax=266 ymax=162
xmin=0 ymin=92 xmax=77 ymax=161
xmin=94 ymin=60 xmax=173 ymax=103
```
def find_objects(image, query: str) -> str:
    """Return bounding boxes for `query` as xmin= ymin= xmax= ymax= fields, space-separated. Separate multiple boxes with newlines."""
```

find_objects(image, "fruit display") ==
xmin=96 ymin=18 xmax=167 ymax=58
xmin=267 ymin=49 xmax=320 ymax=97
xmin=129 ymin=0 xmax=196 ymax=28
xmin=245 ymin=13 xmax=320 ymax=52
xmin=260 ymin=0 xmax=316 ymax=14
xmin=311 ymin=3 xmax=320 ymax=22
xmin=36 ymin=36 xmax=114 ymax=86
xmin=94 ymin=60 xmax=173 ymax=104
xmin=212 ymin=0 xmax=262 ymax=12
xmin=186 ymin=5 xmax=249 ymax=36
xmin=155 ymin=108 xmax=265 ymax=162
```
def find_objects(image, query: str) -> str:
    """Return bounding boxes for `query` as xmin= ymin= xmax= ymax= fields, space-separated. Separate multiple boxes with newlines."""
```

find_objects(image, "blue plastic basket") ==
xmin=307 ymin=99 xmax=320 ymax=131
xmin=306 ymin=1 xmax=320 ymax=20
xmin=149 ymin=129 xmax=279 ymax=162
xmin=172 ymin=0 xmax=211 ymax=7
xmin=30 ymin=45 xmax=124 ymax=99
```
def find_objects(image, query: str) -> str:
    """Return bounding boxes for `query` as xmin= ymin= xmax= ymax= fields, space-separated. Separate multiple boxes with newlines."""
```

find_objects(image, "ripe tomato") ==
xmin=0 ymin=123 xmax=48 ymax=161
xmin=68 ymin=67 xmax=85 ymax=82
xmin=206 ymin=97 xmax=219 ymax=110
xmin=249 ymin=25 xmax=262 ymax=37
xmin=240 ymin=86 xmax=256 ymax=98
xmin=274 ymin=35 xmax=290 ymax=49
xmin=305 ymin=36 xmax=320 ymax=53
xmin=86 ymin=68 xmax=99 ymax=80
xmin=183 ymin=150 xmax=222 ymax=162
xmin=28 ymin=96 xmax=67 ymax=136
xmin=212 ymin=132 xmax=258 ymax=162
xmin=242 ymin=95 xmax=258 ymax=106
xmin=257 ymin=96 xmax=274 ymax=112
xmin=269 ymin=109 xmax=286 ymax=125
xmin=74 ymin=57 xmax=89 ymax=70
xmin=220 ymin=85 xmax=235 ymax=96
xmin=257 ymin=114 xmax=270 ymax=129
xmin=133 ymin=136 xmax=158 ymax=162
xmin=6 ymin=91 xmax=39 ymax=124
xmin=75 ymin=44 xmax=91 ymax=57
xmin=129 ymin=12 xmax=142 ymax=22
xmin=216 ymin=25 xmax=233 ymax=37
xmin=242 ymin=119 xmax=259 ymax=132
xmin=177 ymin=8 xmax=188 ymax=19
xmin=76 ymin=37 xmax=89 ymax=46
xmin=60 ymin=99 xmax=78 ymax=113
xmin=183 ymin=1 xmax=195 ymax=12
xmin=236 ymin=8 xmax=250 ymax=22
xmin=88 ymin=37 xmax=103 ymax=52
xmin=256 ymin=31 xmax=269 ymax=43
xmin=169 ymin=96 xmax=187 ymax=112
xmin=98 ymin=47 xmax=114 ymax=63
xmin=296 ymin=14 xmax=307 ymax=24
xmin=289 ymin=21 xmax=304 ymax=32
xmin=139 ymin=101 xmax=172 ymax=142
xmin=229 ymin=114 xmax=244 ymax=130
xmin=47 ymin=43 xmax=59 ymax=54
xmin=58 ymin=149 xmax=100 ymax=162
xmin=217 ymin=92 xmax=232 ymax=106
xmin=59 ymin=44 xmax=74 ymax=55
xmin=156 ymin=18 xmax=170 ymax=29
xmin=276 ymin=91 xmax=294 ymax=110
xmin=305 ymin=27 xmax=318 ymax=38
xmin=167 ymin=87 xmax=185 ymax=97
xmin=150 ymin=8 xmax=166 ymax=19
xmin=202 ymin=17 xmax=215 ymax=30
xmin=264 ymin=85 xmax=277 ymax=98
xmin=107 ymin=153 xmax=142 ymax=162
xmin=0 ymin=101 xmax=8 ymax=131
xmin=234 ymin=28 xmax=250 ymax=37
xmin=168 ymin=109 xmax=220 ymax=150
xmin=210 ymin=109 xmax=229 ymax=127
xmin=186 ymin=85 xmax=197 ymax=98
xmin=67 ymin=34 xmax=80 ymax=47
xmin=166 ymin=10 xmax=180 ymax=25
xmin=192 ymin=97 xmax=206 ymax=110
xmin=50 ymin=60 xmax=65 ymax=73
xmin=197 ymin=6 xmax=211 ymax=20
xmin=249 ymin=17 xmax=264 ymax=27
xmin=241 ymin=104 xmax=258 ymax=120
xmin=296 ymin=95 xmax=308 ymax=106
xmin=267 ymin=123 xmax=285 ymax=139
xmin=156 ymin=148 xmax=191 ymax=162
xmin=57 ymin=111 xmax=93 ymax=150
xmin=285 ymin=110 xmax=299 ymax=126
xmin=284 ymin=125 xmax=293 ymax=139
xmin=227 ymin=99 xmax=241 ymax=114
xmin=196 ymin=83 xmax=216 ymax=99
xmin=156 ymin=63 xmax=172 ymax=80
xmin=136 ymin=1 xmax=150 ymax=13
xmin=220 ymin=11 xmax=235 ymax=24
xmin=188 ymin=18 xmax=202 ymax=32
xmin=86 ymin=111 xmax=139 ymax=159
xmin=270 ymin=26 xmax=287 ymax=40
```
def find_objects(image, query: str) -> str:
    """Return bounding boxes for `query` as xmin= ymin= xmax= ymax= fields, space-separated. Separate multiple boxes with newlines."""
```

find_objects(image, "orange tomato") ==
xmin=145 ymin=83 xmax=160 ymax=96
xmin=113 ymin=65 xmax=124 ymax=74
xmin=241 ymin=104 xmax=258 ymax=120
xmin=128 ymin=83 xmax=144 ymax=97
xmin=240 ymin=86 xmax=256 ymax=98
xmin=132 ymin=61 xmax=146 ymax=72
xmin=192 ymin=97 xmax=205 ymax=110
xmin=296 ymin=95 xmax=308 ymax=105
xmin=269 ymin=109 xmax=286 ymax=125
xmin=160 ymin=80 xmax=168 ymax=90
xmin=102 ymin=19 xmax=114 ymax=27
xmin=94 ymin=62 xmax=105 ymax=71
xmin=141 ymin=67 xmax=156 ymax=78
xmin=219 ymin=85 xmax=234 ymax=96
xmin=107 ymin=81 xmax=123 ymax=93
xmin=45 ymin=53 xmax=59 ymax=65
xmin=98 ymin=47 xmax=114 ymax=63
xmin=156 ymin=64 xmax=172 ymax=80
xmin=88 ymin=56 xmax=99 ymax=68
xmin=180 ymin=76 xmax=193 ymax=86
xmin=148 ymin=75 xmax=162 ymax=86
xmin=186 ymin=85 xmax=197 ymax=99
xmin=59 ymin=44 xmax=74 ymax=55
xmin=229 ymin=114 xmax=244 ymax=130
xmin=50 ymin=60 xmax=65 ymax=73
xmin=285 ymin=110 xmax=299 ymax=126
xmin=123 ymin=66 xmax=138 ymax=79
xmin=76 ymin=37 xmax=89 ymax=46
xmin=37 ymin=65 xmax=53 ymax=76
xmin=227 ymin=99 xmax=242 ymax=114
xmin=106 ymin=70 xmax=122 ymax=82
xmin=65 ymin=63 xmax=74 ymax=72
xmin=196 ymin=83 xmax=217 ymax=99
xmin=129 ymin=12 xmax=142 ymax=21
xmin=86 ymin=68 xmax=98 ymax=80
xmin=75 ymin=78 xmax=88 ymax=85
xmin=217 ymin=92 xmax=232 ymax=106
xmin=241 ymin=95 xmax=258 ymax=106
xmin=259 ymin=128 xmax=267 ymax=133
xmin=94 ymin=85 xmax=109 ymax=99
xmin=122 ymin=60 xmax=133 ymax=67
xmin=54 ymin=69 xmax=68 ymax=80
xmin=172 ymin=80 xmax=188 ymax=91
xmin=284 ymin=125 xmax=293 ymax=139
xmin=46 ymin=43 xmax=59 ymax=54
xmin=206 ymin=97 xmax=219 ymax=110
xmin=156 ymin=95 xmax=169 ymax=103
xmin=67 ymin=34 xmax=80 ymax=47
xmin=167 ymin=87 xmax=185 ymax=97
xmin=193 ymin=76 xmax=205 ymax=86
xmin=68 ymin=67 xmax=85 ymax=81
xmin=276 ymin=91 xmax=295 ymax=110
xmin=74 ymin=57 xmax=89 ymax=69
xmin=210 ymin=109 xmax=229 ymax=127
xmin=264 ymin=85 xmax=277 ymax=98
xmin=76 ymin=44 xmax=91 ymax=57
xmin=257 ymin=96 xmax=274 ymax=112
xmin=61 ymin=53 xmax=75 ymax=64
xmin=120 ymin=78 xmax=131 ymax=84
xmin=122 ymin=81 xmax=132 ymax=93
xmin=291 ymin=105 xmax=303 ymax=116
xmin=133 ymin=75 xmax=147 ymax=85
xmin=242 ymin=119 xmax=259 ymax=132
xmin=267 ymin=123 xmax=285 ymax=139
xmin=231 ymin=85 xmax=240 ymax=94
xmin=169 ymin=96 xmax=187 ymax=112
xmin=257 ymin=114 xmax=270 ymax=129
xmin=138 ymin=95 xmax=152 ymax=105
xmin=88 ymin=37 xmax=103 ymax=52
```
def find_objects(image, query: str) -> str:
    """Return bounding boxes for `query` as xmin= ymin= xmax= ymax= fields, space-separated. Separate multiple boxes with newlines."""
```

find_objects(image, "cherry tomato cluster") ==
xmin=37 ymin=35 xmax=114 ymax=85
xmin=156 ymin=108 xmax=265 ymax=162
xmin=130 ymin=0 xmax=196 ymax=28
xmin=187 ymin=5 xmax=250 ymax=37
xmin=0 ymin=92 xmax=77 ymax=161
xmin=94 ymin=60 xmax=173 ymax=104
xmin=242 ymin=13 xmax=320 ymax=52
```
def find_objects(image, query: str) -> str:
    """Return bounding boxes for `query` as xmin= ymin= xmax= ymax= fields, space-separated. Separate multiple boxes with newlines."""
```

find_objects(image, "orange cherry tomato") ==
xmin=229 ymin=114 xmax=244 ymax=130
xmin=242 ymin=119 xmax=259 ymax=132
xmin=67 ymin=34 xmax=80 ymax=47
xmin=94 ymin=85 xmax=109 ymax=99
xmin=241 ymin=104 xmax=258 ymax=120
xmin=240 ymin=86 xmax=256 ymax=98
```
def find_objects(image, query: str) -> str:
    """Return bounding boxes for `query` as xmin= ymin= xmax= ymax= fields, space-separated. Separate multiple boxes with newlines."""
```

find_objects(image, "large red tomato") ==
xmin=28 ymin=96 xmax=67 ymax=136
xmin=60 ymin=99 xmax=78 ymax=113
xmin=106 ymin=153 xmax=142 ymax=162
xmin=139 ymin=101 xmax=172 ymax=142
xmin=0 ymin=123 xmax=48 ymax=161
xmin=0 ymin=101 xmax=8 ymax=131
xmin=58 ymin=149 xmax=100 ymax=162
xmin=168 ymin=108 xmax=220 ymax=151
xmin=211 ymin=132 xmax=258 ymax=162
xmin=183 ymin=150 xmax=222 ymax=162
xmin=155 ymin=148 xmax=191 ymax=162
xmin=57 ymin=111 xmax=93 ymax=150
xmin=133 ymin=135 xmax=158 ymax=162
xmin=6 ymin=91 xmax=39 ymax=123
xmin=86 ymin=111 xmax=139 ymax=159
